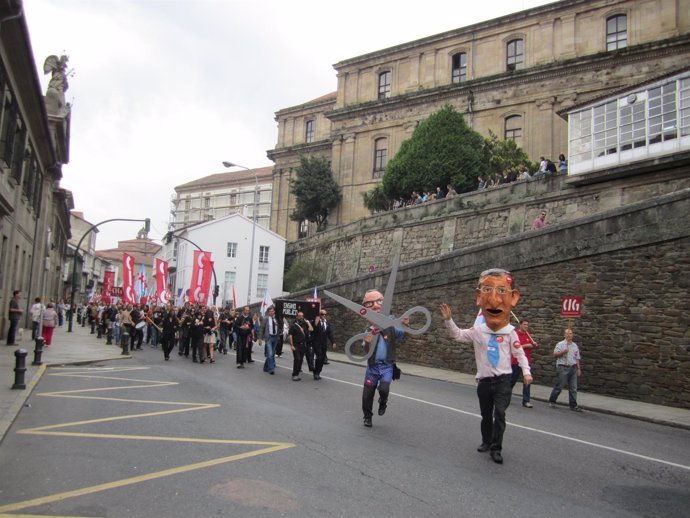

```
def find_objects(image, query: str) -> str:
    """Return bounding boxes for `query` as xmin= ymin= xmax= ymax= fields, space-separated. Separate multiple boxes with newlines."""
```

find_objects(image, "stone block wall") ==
xmin=287 ymin=170 xmax=690 ymax=408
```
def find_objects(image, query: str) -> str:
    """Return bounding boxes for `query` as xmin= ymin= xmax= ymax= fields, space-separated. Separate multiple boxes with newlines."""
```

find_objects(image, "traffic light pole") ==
xmin=68 ymin=218 xmax=150 ymax=332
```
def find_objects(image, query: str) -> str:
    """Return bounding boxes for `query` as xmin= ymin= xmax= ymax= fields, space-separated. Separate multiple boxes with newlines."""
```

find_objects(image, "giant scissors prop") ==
xmin=324 ymin=255 xmax=431 ymax=362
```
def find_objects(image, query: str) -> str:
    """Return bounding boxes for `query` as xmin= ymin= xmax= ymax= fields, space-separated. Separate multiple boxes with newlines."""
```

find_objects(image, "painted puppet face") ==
xmin=362 ymin=290 xmax=384 ymax=314
xmin=476 ymin=272 xmax=520 ymax=332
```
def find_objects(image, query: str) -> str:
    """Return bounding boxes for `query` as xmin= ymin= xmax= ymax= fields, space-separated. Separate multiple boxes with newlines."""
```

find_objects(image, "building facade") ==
xmin=268 ymin=0 xmax=690 ymax=242
xmin=165 ymin=213 xmax=286 ymax=309
xmin=170 ymin=166 xmax=273 ymax=232
xmin=1 ymin=4 xmax=72 ymax=336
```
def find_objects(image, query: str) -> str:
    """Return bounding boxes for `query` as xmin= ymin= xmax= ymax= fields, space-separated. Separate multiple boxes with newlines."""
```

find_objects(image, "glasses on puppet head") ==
xmin=477 ymin=268 xmax=515 ymax=292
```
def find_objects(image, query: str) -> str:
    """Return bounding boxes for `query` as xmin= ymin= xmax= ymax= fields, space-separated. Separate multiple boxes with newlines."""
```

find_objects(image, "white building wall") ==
xmin=173 ymin=214 xmax=285 ymax=308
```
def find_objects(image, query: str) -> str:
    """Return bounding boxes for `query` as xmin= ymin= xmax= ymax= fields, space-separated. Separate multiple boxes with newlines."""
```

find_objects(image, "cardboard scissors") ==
xmin=324 ymin=255 xmax=431 ymax=362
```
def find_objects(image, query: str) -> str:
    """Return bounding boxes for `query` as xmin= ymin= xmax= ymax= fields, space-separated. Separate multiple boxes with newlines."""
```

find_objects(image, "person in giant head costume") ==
xmin=440 ymin=268 xmax=532 ymax=465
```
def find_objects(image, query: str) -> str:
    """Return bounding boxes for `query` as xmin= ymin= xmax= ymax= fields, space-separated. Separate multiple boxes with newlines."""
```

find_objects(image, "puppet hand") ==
xmin=523 ymin=375 xmax=533 ymax=385
xmin=439 ymin=303 xmax=452 ymax=321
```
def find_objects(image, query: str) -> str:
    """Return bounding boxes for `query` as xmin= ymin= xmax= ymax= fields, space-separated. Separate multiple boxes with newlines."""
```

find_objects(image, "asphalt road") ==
xmin=1 ymin=348 xmax=688 ymax=517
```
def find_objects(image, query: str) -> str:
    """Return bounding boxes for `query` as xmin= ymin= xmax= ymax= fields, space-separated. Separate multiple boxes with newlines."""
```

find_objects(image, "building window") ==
xmin=648 ymin=82 xmax=678 ymax=145
xmin=305 ymin=120 xmax=315 ymax=143
xmin=504 ymin=115 xmax=522 ymax=142
xmin=373 ymin=138 xmax=387 ymax=178
xmin=681 ymin=78 xmax=690 ymax=137
xmin=506 ymin=39 xmax=524 ymax=71
xmin=227 ymin=242 xmax=237 ymax=258
xmin=224 ymin=271 xmax=236 ymax=303
xmin=256 ymin=273 xmax=268 ymax=298
xmin=593 ymin=100 xmax=618 ymax=157
xmin=606 ymin=15 xmax=627 ymax=51
xmin=259 ymin=245 xmax=269 ymax=269
xmin=451 ymin=52 xmax=467 ymax=83
xmin=378 ymin=71 xmax=391 ymax=100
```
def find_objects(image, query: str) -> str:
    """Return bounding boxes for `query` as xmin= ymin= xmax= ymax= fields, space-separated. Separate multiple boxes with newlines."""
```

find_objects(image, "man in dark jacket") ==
xmin=312 ymin=309 xmax=336 ymax=380
xmin=360 ymin=289 xmax=407 ymax=427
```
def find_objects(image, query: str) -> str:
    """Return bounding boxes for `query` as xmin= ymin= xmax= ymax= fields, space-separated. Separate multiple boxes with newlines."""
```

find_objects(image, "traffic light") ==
xmin=213 ymin=285 xmax=219 ymax=298
xmin=144 ymin=218 xmax=151 ymax=233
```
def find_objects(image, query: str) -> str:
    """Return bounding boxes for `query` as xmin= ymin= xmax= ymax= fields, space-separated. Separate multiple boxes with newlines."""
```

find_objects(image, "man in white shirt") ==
xmin=548 ymin=329 xmax=583 ymax=412
xmin=440 ymin=268 xmax=532 ymax=464
xmin=30 ymin=297 xmax=44 ymax=340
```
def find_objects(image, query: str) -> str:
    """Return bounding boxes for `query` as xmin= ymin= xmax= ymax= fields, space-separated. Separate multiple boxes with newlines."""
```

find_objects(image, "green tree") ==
xmin=283 ymin=257 xmax=327 ymax=293
xmin=362 ymin=184 xmax=391 ymax=213
xmin=380 ymin=105 xmax=490 ymax=200
xmin=290 ymin=155 xmax=342 ymax=232
xmin=484 ymin=130 xmax=534 ymax=176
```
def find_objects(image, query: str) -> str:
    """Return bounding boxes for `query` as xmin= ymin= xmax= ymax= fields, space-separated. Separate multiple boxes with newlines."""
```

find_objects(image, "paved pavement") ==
xmin=2 ymin=323 xmax=690 ymax=443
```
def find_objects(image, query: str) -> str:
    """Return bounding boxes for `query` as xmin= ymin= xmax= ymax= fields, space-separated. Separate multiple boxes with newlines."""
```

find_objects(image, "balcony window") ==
xmin=305 ymin=119 xmax=314 ymax=143
xmin=506 ymin=39 xmax=524 ymax=71
xmin=451 ymin=53 xmax=467 ymax=83
xmin=378 ymin=71 xmax=391 ymax=100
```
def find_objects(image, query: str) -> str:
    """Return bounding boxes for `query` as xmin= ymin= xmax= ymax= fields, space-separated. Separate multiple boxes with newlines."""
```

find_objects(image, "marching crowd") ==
xmin=74 ymin=301 xmax=336 ymax=378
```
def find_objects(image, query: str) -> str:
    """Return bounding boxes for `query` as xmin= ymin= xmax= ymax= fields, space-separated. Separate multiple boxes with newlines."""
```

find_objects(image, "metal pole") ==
xmin=222 ymin=162 xmax=257 ymax=305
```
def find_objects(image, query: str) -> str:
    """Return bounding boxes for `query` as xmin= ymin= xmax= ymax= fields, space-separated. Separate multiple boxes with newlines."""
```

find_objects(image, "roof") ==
xmin=175 ymin=165 xmax=274 ymax=192
xmin=178 ymin=212 xmax=286 ymax=242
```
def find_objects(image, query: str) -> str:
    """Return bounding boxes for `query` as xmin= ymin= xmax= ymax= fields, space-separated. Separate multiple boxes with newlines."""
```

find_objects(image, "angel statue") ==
xmin=43 ymin=54 xmax=70 ymax=115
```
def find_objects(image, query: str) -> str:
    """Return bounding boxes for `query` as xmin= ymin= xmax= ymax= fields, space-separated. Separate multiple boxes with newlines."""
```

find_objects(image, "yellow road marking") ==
xmin=1 ymin=367 xmax=295 ymax=515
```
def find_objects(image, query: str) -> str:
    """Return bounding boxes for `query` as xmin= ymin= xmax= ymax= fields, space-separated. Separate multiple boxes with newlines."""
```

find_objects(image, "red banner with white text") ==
xmin=102 ymin=270 xmax=115 ymax=304
xmin=156 ymin=258 xmax=170 ymax=305
xmin=189 ymin=251 xmax=212 ymax=304
xmin=122 ymin=253 xmax=136 ymax=304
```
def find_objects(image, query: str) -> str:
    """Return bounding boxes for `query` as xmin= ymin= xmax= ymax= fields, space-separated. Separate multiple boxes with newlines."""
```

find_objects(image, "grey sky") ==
xmin=24 ymin=0 xmax=552 ymax=249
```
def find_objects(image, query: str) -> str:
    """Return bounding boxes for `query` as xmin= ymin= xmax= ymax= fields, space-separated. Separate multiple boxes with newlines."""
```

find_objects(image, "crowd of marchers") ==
xmin=72 ymin=301 xmax=336 ymax=377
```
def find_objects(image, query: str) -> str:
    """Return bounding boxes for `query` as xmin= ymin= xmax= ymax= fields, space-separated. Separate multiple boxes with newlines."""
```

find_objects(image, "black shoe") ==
xmin=571 ymin=406 xmax=583 ymax=412
xmin=313 ymin=374 xmax=321 ymax=380
xmin=248 ymin=360 xmax=254 ymax=363
xmin=490 ymin=450 xmax=503 ymax=464
xmin=237 ymin=364 xmax=244 ymax=369
xmin=477 ymin=443 xmax=490 ymax=452
xmin=363 ymin=417 xmax=372 ymax=427
xmin=292 ymin=376 xmax=301 ymax=381
xmin=323 ymin=361 xmax=330 ymax=365
xmin=192 ymin=358 xmax=198 ymax=363
xmin=378 ymin=399 xmax=387 ymax=416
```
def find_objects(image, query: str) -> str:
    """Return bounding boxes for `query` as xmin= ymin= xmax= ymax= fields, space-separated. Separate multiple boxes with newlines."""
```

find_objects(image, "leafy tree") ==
xmin=380 ymin=105 xmax=490 ymax=200
xmin=283 ymin=257 xmax=327 ymax=293
xmin=362 ymin=184 xmax=391 ymax=213
xmin=290 ymin=155 xmax=342 ymax=232
xmin=484 ymin=130 xmax=534 ymax=175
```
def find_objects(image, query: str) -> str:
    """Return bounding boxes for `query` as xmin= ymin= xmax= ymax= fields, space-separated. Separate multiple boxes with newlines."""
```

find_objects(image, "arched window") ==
xmin=378 ymin=71 xmax=391 ymax=100
xmin=506 ymin=39 xmax=524 ymax=71
xmin=452 ymin=52 xmax=467 ymax=83
xmin=606 ymin=14 xmax=627 ymax=51
xmin=504 ymin=115 xmax=522 ymax=143
xmin=373 ymin=138 xmax=388 ymax=177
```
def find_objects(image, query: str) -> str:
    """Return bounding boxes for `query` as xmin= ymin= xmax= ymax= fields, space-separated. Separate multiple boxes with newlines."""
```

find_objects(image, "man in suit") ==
xmin=259 ymin=306 xmax=280 ymax=375
xmin=312 ymin=309 xmax=336 ymax=380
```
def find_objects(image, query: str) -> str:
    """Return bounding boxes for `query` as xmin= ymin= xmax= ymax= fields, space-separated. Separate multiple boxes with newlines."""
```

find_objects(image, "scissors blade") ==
xmin=323 ymin=289 xmax=394 ymax=330
xmin=380 ymin=254 xmax=399 ymax=318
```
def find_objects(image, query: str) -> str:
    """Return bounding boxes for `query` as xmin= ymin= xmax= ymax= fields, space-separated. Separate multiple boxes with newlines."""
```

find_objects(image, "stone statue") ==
xmin=43 ymin=54 xmax=70 ymax=115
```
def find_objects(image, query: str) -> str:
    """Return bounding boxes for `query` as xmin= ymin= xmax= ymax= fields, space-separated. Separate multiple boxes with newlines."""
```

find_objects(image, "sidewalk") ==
xmin=1 ymin=322 xmax=128 ymax=442
xmin=2 ymin=326 xmax=690 ymax=444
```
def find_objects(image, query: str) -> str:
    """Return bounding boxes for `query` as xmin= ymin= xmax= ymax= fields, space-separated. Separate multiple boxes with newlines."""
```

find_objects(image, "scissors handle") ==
xmin=396 ymin=306 xmax=432 ymax=336
xmin=345 ymin=332 xmax=376 ymax=362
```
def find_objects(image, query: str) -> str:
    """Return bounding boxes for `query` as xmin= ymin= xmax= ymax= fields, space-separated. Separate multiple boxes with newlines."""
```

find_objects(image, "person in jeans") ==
xmin=511 ymin=320 xmax=537 ymax=408
xmin=548 ymin=329 xmax=582 ymax=412
xmin=259 ymin=306 xmax=280 ymax=375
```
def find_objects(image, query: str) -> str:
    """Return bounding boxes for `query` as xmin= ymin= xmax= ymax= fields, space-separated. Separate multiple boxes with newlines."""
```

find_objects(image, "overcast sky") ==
xmin=24 ymin=0 xmax=552 ymax=249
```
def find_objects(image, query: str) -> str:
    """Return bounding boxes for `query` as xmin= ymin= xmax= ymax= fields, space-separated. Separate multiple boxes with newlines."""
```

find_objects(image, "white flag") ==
xmin=260 ymin=291 xmax=274 ymax=317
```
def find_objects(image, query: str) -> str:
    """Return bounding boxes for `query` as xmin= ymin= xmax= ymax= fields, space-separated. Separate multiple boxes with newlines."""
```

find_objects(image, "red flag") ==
xmin=201 ymin=259 xmax=214 ymax=304
xmin=156 ymin=259 xmax=170 ymax=305
xmin=102 ymin=270 xmax=115 ymax=304
xmin=189 ymin=251 xmax=212 ymax=304
xmin=122 ymin=253 xmax=136 ymax=304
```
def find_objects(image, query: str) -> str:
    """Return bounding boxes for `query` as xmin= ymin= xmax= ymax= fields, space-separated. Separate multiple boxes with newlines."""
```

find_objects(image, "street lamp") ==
xmin=222 ymin=161 xmax=257 ymax=305
xmin=68 ymin=217 xmax=150 ymax=332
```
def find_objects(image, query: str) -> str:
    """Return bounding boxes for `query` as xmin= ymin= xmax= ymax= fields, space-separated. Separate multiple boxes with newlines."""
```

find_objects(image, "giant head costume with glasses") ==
xmin=476 ymin=269 xmax=520 ymax=332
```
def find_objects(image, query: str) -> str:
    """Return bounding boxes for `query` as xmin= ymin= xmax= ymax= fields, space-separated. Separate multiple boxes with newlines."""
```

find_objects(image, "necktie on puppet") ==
xmin=487 ymin=334 xmax=500 ymax=368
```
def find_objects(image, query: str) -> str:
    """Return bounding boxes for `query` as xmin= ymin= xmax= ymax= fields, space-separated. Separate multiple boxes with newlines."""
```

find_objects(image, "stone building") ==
xmin=268 ymin=0 xmax=690 ymax=242
xmin=170 ymin=166 xmax=273 ymax=232
xmin=0 ymin=4 xmax=72 ymax=336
